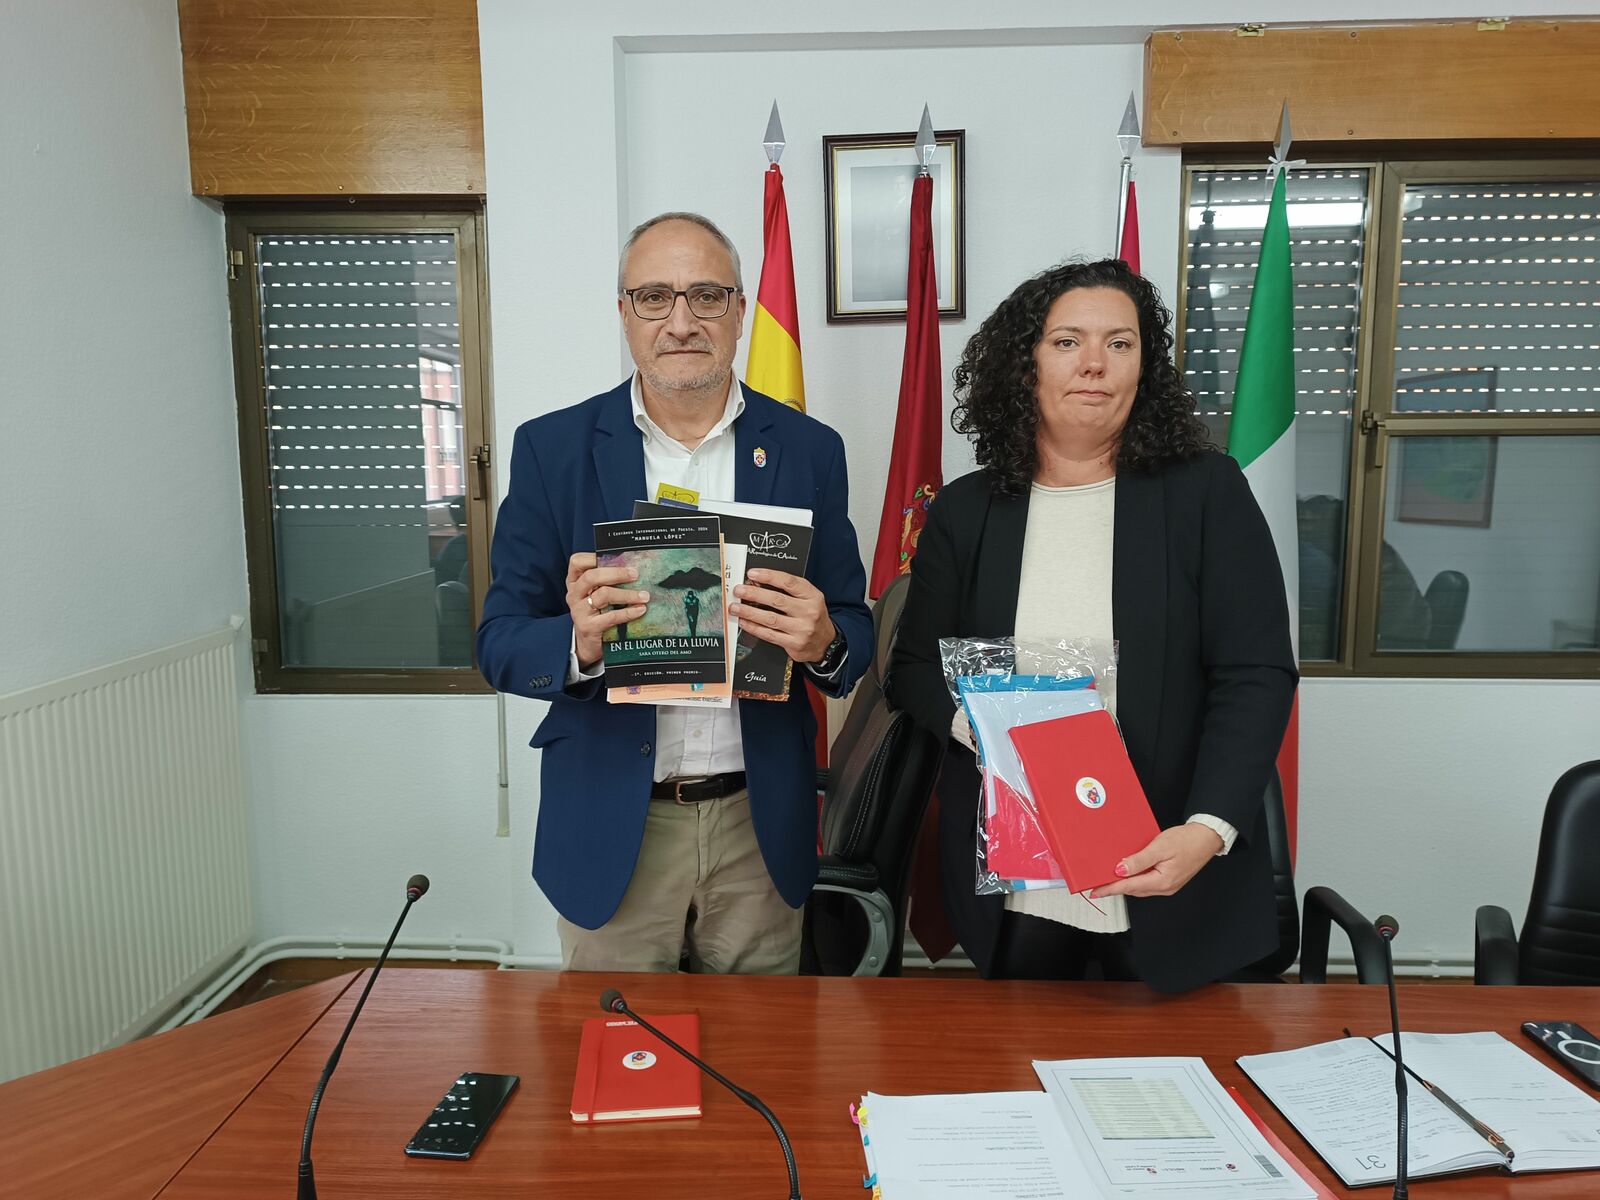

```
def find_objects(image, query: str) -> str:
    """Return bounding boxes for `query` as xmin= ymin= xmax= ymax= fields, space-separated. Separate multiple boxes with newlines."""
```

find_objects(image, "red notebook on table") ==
xmin=570 ymin=1014 xmax=702 ymax=1123
xmin=1007 ymin=709 xmax=1160 ymax=894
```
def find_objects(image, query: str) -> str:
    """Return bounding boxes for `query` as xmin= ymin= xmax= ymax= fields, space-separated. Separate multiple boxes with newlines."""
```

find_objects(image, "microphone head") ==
xmin=1375 ymin=913 xmax=1399 ymax=941
xmin=600 ymin=988 xmax=627 ymax=1014
xmin=406 ymin=874 xmax=431 ymax=901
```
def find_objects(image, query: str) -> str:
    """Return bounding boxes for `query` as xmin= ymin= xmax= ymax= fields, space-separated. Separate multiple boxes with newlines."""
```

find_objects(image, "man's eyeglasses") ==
xmin=621 ymin=284 xmax=740 ymax=321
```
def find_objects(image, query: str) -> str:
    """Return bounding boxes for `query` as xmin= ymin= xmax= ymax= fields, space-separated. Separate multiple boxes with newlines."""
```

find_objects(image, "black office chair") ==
xmin=1422 ymin=570 xmax=1469 ymax=650
xmin=1247 ymin=767 xmax=1391 ymax=984
xmin=803 ymin=575 xmax=943 ymax=977
xmin=1475 ymin=760 xmax=1600 ymax=986
xmin=434 ymin=579 xmax=472 ymax=666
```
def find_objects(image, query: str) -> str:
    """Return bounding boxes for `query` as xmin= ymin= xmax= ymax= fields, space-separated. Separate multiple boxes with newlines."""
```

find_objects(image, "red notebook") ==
xmin=1007 ymin=710 xmax=1160 ymax=894
xmin=570 ymin=1014 xmax=702 ymax=1123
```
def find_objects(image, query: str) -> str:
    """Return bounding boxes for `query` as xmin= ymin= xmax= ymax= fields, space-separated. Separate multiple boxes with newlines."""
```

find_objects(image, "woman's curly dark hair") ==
xmin=951 ymin=259 xmax=1212 ymax=496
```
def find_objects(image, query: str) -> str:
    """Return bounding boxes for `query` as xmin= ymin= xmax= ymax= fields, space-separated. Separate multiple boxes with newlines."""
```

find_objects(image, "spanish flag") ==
xmin=746 ymin=156 xmax=829 ymax=765
xmin=746 ymin=163 xmax=805 ymax=412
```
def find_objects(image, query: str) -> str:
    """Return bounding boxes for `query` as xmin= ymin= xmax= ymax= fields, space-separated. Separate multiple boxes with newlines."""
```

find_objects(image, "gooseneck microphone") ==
xmin=600 ymin=988 xmax=801 ymax=1200
xmin=297 ymin=874 xmax=430 ymax=1200
xmin=1375 ymin=914 xmax=1408 ymax=1200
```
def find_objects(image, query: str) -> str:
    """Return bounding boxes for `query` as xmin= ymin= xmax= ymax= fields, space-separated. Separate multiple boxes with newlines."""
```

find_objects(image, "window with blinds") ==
xmin=1391 ymin=182 xmax=1599 ymax=416
xmin=1182 ymin=167 xmax=1370 ymax=661
xmin=1373 ymin=171 xmax=1600 ymax=664
xmin=228 ymin=209 xmax=492 ymax=692
xmin=1180 ymin=161 xmax=1600 ymax=676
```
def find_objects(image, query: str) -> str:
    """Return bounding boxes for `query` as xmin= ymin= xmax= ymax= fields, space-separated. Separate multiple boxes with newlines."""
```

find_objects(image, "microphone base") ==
xmin=297 ymin=1160 xmax=317 ymax=1200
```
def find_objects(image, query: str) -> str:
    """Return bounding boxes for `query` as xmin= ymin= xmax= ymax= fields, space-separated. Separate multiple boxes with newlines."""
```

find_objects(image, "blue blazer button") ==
xmin=640 ymin=742 xmax=652 ymax=756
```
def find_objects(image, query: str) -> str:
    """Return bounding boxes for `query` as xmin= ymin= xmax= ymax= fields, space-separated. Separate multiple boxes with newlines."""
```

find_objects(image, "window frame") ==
xmin=1177 ymin=157 xmax=1600 ymax=679
xmin=225 ymin=205 xmax=495 ymax=694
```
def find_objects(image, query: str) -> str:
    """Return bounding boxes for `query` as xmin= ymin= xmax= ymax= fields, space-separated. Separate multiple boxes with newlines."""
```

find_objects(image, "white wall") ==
xmin=469 ymin=0 xmax=1600 ymax=970
xmin=239 ymin=694 xmax=522 ymax=949
xmin=0 ymin=2 xmax=525 ymax=965
xmin=1296 ymin=680 xmax=1599 ymax=971
xmin=0 ymin=0 xmax=244 ymax=695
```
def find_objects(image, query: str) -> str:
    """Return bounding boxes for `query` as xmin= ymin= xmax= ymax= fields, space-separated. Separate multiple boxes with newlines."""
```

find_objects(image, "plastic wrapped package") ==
xmin=937 ymin=637 xmax=1117 ymax=895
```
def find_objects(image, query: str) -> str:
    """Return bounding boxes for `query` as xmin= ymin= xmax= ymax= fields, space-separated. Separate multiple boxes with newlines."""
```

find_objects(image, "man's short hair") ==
xmin=617 ymin=212 xmax=743 ymax=293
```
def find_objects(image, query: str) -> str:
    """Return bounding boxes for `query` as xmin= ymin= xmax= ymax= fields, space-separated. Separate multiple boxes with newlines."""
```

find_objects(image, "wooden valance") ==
xmin=177 ymin=0 xmax=485 ymax=197
xmin=1145 ymin=21 xmax=1600 ymax=147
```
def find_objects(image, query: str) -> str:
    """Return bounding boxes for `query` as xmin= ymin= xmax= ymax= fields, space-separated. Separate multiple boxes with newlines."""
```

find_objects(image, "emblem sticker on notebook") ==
xmin=622 ymin=1050 xmax=657 ymax=1071
xmin=1076 ymin=777 xmax=1106 ymax=809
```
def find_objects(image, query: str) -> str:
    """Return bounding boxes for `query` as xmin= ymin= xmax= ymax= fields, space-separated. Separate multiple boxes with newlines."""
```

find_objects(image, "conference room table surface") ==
xmin=10 ymin=969 xmax=1600 ymax=1199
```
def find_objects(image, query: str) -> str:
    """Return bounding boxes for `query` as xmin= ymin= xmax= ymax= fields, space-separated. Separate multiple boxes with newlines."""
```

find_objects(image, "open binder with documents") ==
xmin=1238 ymin=1031 xmax=1600 ymax=1187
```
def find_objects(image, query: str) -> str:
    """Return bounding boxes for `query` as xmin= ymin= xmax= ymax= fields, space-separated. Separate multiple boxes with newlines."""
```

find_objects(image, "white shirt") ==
xmin=1007 ymin=478 xmax=1130 ymax=932
xmin=568 ymin=376 xmax=746 ymax=782
xmin=995 ymin=479 xmax=1236 ymax=933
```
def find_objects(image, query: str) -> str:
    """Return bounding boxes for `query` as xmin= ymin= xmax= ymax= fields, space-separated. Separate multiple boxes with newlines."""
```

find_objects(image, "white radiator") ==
xmin=0 ymin=626 xmax=252 ymax=1082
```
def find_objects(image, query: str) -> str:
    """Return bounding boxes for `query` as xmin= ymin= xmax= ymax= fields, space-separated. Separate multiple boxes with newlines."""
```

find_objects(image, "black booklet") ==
xmin=593 ymin=515 xmax=726 ymax=688
xmin=633 ymin=500 xmax=813 ymax=700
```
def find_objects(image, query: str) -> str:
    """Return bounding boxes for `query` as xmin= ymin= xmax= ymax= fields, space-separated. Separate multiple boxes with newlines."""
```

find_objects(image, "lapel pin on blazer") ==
xmin=753 ymin=447 xmax=768 ymax=468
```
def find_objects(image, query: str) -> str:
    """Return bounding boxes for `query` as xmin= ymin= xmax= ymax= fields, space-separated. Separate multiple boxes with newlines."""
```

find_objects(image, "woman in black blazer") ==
xmin=888 ymin=260 xmax=1296 ymax=993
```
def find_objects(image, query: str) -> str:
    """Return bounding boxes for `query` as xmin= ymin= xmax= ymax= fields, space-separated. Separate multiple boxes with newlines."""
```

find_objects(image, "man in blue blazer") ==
xmin=477 ymin=213 xmax=872 ymax=973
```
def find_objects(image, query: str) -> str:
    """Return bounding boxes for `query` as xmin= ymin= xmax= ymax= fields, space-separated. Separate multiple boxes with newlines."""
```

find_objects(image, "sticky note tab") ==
xmin=655 ymin=483 xmax=699 ymax=506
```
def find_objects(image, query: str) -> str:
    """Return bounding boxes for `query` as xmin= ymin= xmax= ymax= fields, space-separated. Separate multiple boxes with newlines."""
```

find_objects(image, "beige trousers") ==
xmin=557 ymin=791 xmax=803 ymax=974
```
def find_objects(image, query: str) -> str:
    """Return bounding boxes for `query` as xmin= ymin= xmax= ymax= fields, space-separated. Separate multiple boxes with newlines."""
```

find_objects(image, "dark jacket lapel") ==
xmin=1111 ymin=469 xmax=1167 ymax=769
xmin=733 ymin=386 xmax=780 ymax=506
xmin=592 ymin=380 xmax=646 ymax=522
xmin=973 ymin=483 xmax=1030 ymax=634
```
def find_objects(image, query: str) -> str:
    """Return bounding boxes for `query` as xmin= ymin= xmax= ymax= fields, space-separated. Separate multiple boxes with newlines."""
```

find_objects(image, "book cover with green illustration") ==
xmin=632 ymin=500 xmax=813 ymax=700
xmin=594 ymin=515 xmax=727 ymax=688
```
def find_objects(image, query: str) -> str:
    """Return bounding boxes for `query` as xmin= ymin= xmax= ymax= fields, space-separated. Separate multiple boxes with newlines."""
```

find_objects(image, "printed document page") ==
xmin=1237 ymin=1037 xmax=1495 ymax=1185
xmin=1034 ymin=1057 xmax=1315 ymax=1197
xmin=1374 ymin=1031 xmax=1600 ymax=1172
xmin=696 ymin=496 xmax=812 ymax=526
xmin=857 ymin=1091 xmax=1099 ymax=1198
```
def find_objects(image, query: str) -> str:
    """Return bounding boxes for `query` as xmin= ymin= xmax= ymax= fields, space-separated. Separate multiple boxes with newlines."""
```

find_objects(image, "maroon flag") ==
xmin=872 ymin=169 xmax=956 ymax=961
xmin=870 ymin=173 xmax=943 ymax=597
xmin=1118 ymin=179 xmax=1141 ymax=273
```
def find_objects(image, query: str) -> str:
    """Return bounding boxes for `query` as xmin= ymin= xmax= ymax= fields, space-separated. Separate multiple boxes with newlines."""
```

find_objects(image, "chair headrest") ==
xmin=872 ymin=574 xmax=912 ymax=683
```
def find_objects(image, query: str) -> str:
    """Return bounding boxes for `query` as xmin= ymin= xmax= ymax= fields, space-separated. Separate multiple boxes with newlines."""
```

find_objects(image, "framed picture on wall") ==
xmin=823 ymin=129 xmax=965 ymax=323
xmin=1393 ymin=367 xmax=1499 ymax=527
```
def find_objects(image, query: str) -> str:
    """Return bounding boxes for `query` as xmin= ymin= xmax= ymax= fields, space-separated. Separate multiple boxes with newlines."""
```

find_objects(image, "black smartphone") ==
xmin=1522 ymin=1021 xmax=1600 ymax=1088
xmin=403 ymin=1071 xmax=520 ymax=1159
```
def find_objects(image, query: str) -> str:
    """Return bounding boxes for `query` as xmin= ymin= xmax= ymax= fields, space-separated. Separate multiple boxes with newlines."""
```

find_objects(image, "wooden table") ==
xmin=7 ymin=970 xmax=1600 ymax=1198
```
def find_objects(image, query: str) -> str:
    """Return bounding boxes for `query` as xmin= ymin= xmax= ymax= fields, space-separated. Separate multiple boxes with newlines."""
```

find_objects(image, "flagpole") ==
xmin=1114 ymin=93 xmax=1141 ymax=256
xmin=1115 ymin=158 xmax=1131 ymax=253
xmin=1228 ymin=99 xmax=1303 ymax=862
xmin=870 ymin=103 xmax=942 ymax=596
xmin=914 ymin=102 xmax=935 ymax=178
xmin=762 ymin=98 xmax=783 ymax=168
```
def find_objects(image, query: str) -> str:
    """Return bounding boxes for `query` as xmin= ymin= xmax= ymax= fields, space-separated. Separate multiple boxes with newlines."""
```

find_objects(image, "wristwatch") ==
xmin=811 ymin=627 xmax=848 ymax=674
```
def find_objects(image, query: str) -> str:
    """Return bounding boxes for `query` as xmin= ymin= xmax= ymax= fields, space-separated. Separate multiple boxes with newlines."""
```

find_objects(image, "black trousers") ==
xmin=990 ymin=909 xmax=1140 ymax=981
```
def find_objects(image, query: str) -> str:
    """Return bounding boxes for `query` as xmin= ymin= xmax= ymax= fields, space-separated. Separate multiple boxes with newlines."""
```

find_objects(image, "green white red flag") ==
xmin=1227 ymin=163 xmax=1301 ymax=850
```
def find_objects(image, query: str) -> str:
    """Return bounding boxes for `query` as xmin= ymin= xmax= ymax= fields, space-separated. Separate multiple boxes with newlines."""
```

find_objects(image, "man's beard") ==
xmin=638 ymin=346 xmax=731 ymax=395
